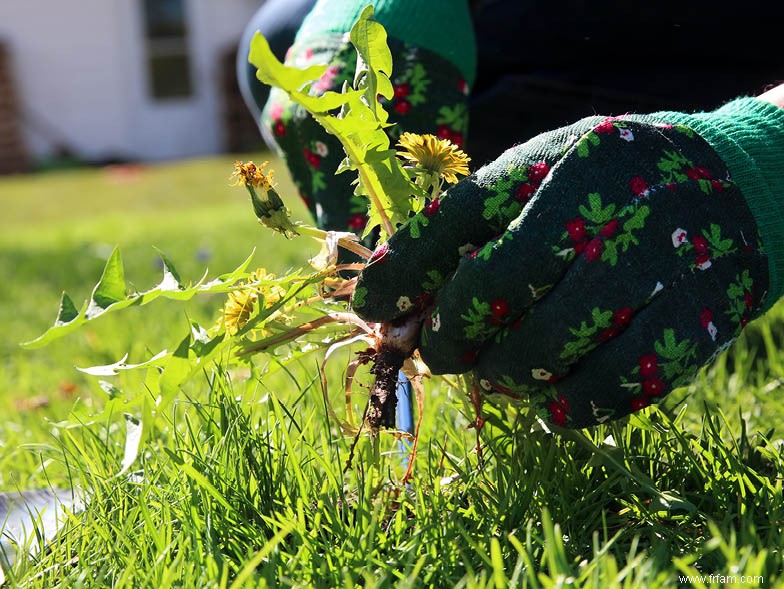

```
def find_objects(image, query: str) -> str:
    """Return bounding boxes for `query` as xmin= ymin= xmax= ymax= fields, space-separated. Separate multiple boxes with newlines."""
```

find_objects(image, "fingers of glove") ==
xmin=417 ymin=119 xmax=708 ymax=373
xmin=354 ymin=116 xmax=610 ymax=323
xmin=514 ymin=251 xmax=770 ymax=428
xmin=456 ymin=165 xmax=766 ymax=384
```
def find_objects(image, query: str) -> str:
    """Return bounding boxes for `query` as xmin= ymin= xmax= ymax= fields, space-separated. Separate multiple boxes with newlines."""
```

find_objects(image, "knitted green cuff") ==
xmin=650 ymin=98 xmax=784 ymax=311
xmin=295 ymin=0 xmax=477 ymax=87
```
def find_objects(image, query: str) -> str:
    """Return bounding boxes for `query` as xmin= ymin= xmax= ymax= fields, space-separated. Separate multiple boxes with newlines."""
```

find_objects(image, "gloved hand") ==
xmin=255 ymin=0 xmax=476 ymax=232
xmin=353 ymin=97 xmax=784 ymax=428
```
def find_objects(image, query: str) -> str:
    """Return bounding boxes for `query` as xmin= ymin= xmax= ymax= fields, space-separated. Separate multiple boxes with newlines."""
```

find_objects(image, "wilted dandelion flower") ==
xmin=231 ymin=161 xmax=298 ymax=238
xmin=397 ymin=133 xmax=470 ymax=185
xmin=230 ymin=160 xmax=275 ymax=190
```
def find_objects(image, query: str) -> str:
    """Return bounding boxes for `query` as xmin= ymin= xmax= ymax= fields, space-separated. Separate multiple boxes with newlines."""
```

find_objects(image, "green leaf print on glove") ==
xmin=354 ymin=114 xmax=771 ymax=428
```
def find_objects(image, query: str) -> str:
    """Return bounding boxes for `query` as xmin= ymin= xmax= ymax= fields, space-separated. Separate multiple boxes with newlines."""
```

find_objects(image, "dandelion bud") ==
xmin=231 ymin=161 xmax=299 ymax=238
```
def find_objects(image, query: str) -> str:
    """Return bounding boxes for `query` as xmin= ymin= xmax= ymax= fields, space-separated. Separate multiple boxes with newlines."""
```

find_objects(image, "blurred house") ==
xmin=0 ymin=0 xmax=263 ymax=173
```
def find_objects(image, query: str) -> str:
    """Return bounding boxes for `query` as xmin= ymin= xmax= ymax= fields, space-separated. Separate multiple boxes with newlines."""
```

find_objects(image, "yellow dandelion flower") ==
xmin=222 ymin=289 xmax=258 ymax=335
xmin=396 ymin=133 xmax=471 ymax=185
xmin=248 ymin=268 xmax=287 ymax=305
xmin=230 ymin=160 xmax=275 ymax=191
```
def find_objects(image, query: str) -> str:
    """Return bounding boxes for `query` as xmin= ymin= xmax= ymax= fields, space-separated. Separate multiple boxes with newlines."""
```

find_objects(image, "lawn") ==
xmin=1 ymin=157 xmax=783 ymax=588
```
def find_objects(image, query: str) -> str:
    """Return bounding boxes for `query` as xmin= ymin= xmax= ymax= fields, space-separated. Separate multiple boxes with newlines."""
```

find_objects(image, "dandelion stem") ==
xmin=295 ymin=224 xmax=373 ymax=259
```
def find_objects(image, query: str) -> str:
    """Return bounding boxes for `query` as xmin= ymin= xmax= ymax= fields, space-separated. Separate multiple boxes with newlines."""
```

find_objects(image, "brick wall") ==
xmin=0 ymin=42 xmax=28 ymax=174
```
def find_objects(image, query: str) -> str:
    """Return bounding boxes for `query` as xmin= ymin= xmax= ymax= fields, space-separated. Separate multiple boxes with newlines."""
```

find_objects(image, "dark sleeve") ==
xmin=236 ymin=0 xmax=316 ymax=129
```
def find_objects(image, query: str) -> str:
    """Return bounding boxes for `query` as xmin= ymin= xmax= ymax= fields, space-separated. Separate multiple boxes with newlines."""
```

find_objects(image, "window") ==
xmin=142 ymin=0 xmax=193 ymax=99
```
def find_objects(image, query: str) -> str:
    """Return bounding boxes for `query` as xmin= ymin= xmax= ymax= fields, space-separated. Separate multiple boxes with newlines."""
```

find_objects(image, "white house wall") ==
xmin=0 ymin=0 xmax=262 ymax=162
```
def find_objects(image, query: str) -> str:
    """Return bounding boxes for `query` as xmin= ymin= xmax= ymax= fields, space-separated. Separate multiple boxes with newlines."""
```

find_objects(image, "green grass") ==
xmin=2 ymin=159 xmax=784 ymax=587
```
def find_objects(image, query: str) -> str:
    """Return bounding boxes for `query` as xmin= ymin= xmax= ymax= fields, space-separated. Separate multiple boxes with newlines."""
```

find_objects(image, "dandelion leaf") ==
xmin=86 ymin=247 xmax=127 ymax=318
xmin=248 ymin=5 xmax=422 ymax=241
xmin=21 ymin=250 xmax=254 ymax=349
xmin=55 ymin=292 xmax=79 ymax=326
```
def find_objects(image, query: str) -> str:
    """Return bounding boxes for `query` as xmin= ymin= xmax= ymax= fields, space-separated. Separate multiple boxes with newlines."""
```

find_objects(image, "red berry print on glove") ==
xmin=691 ymin=236 xmax=709 ymax=254
xmin=490 ymin=299 xmax=510 ymax=323
xmin=393 ymin=83 xmax=410 ymax=99
xmin=700 ymin=307 xmax=718 ymax=341
xmin=686 ymin=166 xmax=711 ymax=180
xmin=599 ymin=327 xmax=621 ymax=341
xmin=630 ymin=397 xmax=650 ymax=411
xmin=695 ymin=252 xmax=712 ymax=270
xmin=584 ymin=237 xmax=603 ymax=261
xmin=423 ymin=197 xmax=441 ymax=217
xmin=558 ymin=395 xmax=571 ymax=412
xmin=547 ymin=401 xmax=567 ymax=426
xmin=613 ymin=307 xmax=632 ymax=326
xmin=547 ymin=399 xmax=569 ymax=427
xmin=394 ymin=100 xmax=412 ymax=115
xmin=437 ymin=125 xmax=452 ymax=140
xmin=369 ymin=242 xmax=389 ymax=265
xmin=642 ymin=377 xmax=666 ymax=397
xmin=565 ymin=218 xmax=587 ymax=242
xmin=594 ymin=118 xmax=615 ymax=134
xmin=347 ymin=213 xmax=367 ymax=231
xmin=639 ymin=354 xmax=658 ymax=377
xmin=303 ymin=148 xmax=320 ymax=169
xmin=515 ymin=183 xmax=536 ymax=203
xmin=629 ymin=176 xmax=649 ymax=197
xmin=274 ymin=120 xmax=286 ymax=136
xmin=527 ymin=162 xmax=550 ymax=185
xmin=599 ymin=219 xmax=619 ymax=238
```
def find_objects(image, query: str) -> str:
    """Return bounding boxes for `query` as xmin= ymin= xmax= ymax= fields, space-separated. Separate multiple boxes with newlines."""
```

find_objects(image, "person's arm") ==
xmin=759 ymin=83 xmax=784 ymax=109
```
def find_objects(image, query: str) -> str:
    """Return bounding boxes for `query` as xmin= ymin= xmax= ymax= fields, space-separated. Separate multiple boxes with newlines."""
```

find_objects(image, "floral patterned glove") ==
xmin=258 ymin=0 xmax=476 ymax=232
xmin=353 ymin=98 xmax=784 ymax=428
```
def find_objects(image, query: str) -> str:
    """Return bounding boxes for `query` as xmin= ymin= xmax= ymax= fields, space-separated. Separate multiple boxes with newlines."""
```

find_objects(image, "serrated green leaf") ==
xmin=154 ymin=247 xmax=183 ymax=291
xmin=77 ymin=350 xmax=169 ymax=377
xmin=190 ymin=322 xmax=225 ymax=358
xmin=21 ymin=250 xmax=255 ymax=349
xmin=87 ymin=247 xmax=127 ymax=316
xmin=55 ymin=292 xmax=79 ymax=326
xmin=249 ymin=33 xmax=327 ymax=92
xmin=350 ymin=4 xmax=393 ymax=121
xmin=159 ymin=333 xmax=193 ymax=405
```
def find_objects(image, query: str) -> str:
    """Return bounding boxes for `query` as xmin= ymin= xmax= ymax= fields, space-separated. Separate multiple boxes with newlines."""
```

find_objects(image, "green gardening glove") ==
xmin=353 ymin=97 xmax=784 ymax=428
xmin=258 ymin=0 xmax=476 ymax=232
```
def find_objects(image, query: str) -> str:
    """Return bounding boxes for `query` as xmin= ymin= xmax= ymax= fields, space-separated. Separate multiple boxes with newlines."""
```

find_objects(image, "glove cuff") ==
xmin=295 ymin=0 xmax=477 ymax=87
xmin=652 ymin=98 xmax=784 ymax=311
